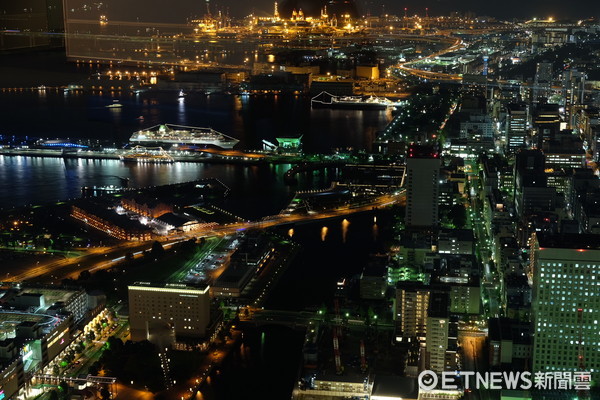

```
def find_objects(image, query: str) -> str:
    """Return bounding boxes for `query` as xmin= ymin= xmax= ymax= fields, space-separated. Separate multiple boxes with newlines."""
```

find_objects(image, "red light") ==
xmin=577 ymin=249 xmax=586 ymax=252
xmin=578 ymin=308 xmax=583 ymax=312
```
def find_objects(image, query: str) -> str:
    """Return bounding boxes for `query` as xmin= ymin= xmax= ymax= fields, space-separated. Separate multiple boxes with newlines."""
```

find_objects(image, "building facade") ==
xmin=128 ymin=283 xmax=211 ymax=341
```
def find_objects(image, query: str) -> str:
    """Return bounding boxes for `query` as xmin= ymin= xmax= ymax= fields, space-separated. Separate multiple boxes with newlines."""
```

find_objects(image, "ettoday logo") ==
xmin=418 ymin=370 xmax=592 ymax=391
xmin=418 ymin=371 xmax=439 ymax=391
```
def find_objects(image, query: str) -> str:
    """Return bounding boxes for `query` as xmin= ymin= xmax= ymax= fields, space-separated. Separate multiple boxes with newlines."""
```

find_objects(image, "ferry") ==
xmin=311 ymin=91 xmax=398 ymax=110
xmin=119 ymin=146 xmax=174 ymax=163
xmin=129 ymin=124 xmax=239 ymax=149
xmin=106 ymin=100 xmax=122 ymax=108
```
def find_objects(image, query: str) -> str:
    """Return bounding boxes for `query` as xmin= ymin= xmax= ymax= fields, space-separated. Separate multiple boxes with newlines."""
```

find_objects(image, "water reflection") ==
xmin=321 ymin=226 xmax=328 ymax=241
xmin=341 ymin=218 xmax=350 ymax=243
xmin=372 ymin=223 xmax=379 ymax=241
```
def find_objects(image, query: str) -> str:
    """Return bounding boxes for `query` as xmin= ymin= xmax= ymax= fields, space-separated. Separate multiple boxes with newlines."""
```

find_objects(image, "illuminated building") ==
xmin=405 ymin=145 xmax=440 ymax=229
xmin=531 ymin=234 xmax=600 ymax=376
xmin=394 ymin=281 xmax=430 ymax=343
xmin=71 ymin=203 xmax=152 ymax=241
xmin=128 ymin=283 xmax=211 ymax=341
xmin=437 ymin=229 xmax=474 ymax=255
xmin=533 ymin=104 xmax=560 ymax=147
xmin=280 ymin=0 xmax=358 ymax=19
xmin=505 ymin=103 xmax=529 ymax=152
xmin=120 ymin=196 xmax=173 ymax=219
xmin=514 ymin=150 xmax=556 ymax=219
xmin=16 ymin=286 xmax=88 ymax=323
xmin=425 ymin=291 xmax=457 ymax=374
xmin=0 ymin=309 xmax=72 ymax=400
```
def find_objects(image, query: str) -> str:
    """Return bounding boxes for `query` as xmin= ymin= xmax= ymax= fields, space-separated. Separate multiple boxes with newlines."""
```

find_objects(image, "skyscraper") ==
xmin=531 ymin=234 xmax=600 ymax=376
xmin=505 ymin=103 xmax=529 ymax=152
xmin=405 ymin=144 xmax=440 ymax=229
xmin=533 ymin=62 xmax=553 ymax=103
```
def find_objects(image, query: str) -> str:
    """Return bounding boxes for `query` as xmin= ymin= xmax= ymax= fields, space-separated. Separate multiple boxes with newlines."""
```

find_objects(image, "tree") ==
xmin=78 ymin=270 xmax=92 ymax=281
xmin=48 ymin=390 xmax=59 ymax=400
xmin=100 ymin=387 xmax=111 ymax=400
xmin=58 ymin=380 xmax=70 ymax=395
xmin=448 ymin=204 xmax=467 ymax=229
xmin=75 ymin=341 xmax=85 ymax=353
xmin=150 ymin=241 xmax=165 ymax=259
xmin=88 ymin=361 xmax=100 ymax=377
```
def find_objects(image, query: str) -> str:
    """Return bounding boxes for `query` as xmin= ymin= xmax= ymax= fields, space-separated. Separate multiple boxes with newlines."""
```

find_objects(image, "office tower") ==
xmin=505 ymin=103 xmax=529 ymax=152
xmin=563 ymin=69 xmax=586 ymax=128
xmin=533 ymin=62 xmax=553 ymax=103
xmin=128 ymin=283 xmax=211 ymax=341
xmin=531 ymin=234 xmax=600 ymax=376
xmin=405 ymin=144 xmax=440 ymax=229
xmin=533 ymin=103 xmax=561 ymax=148
xmin=514 ymin=149 xmax=555 ymax=219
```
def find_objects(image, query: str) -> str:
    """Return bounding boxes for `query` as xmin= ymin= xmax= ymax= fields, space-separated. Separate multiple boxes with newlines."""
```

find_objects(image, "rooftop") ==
xmin=536 ymin=233 xmax=600 ymax=250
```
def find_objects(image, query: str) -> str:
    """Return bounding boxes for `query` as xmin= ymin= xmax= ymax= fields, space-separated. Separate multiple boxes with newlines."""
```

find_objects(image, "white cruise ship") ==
xmin=129 ymin=124 xmax=239 ymax=149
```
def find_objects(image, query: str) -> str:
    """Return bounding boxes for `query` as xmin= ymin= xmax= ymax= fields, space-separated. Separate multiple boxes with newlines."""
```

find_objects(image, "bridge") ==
xmin=283 ymin=161 xmax=348 ymax=184
xmin=240 ymin=309 xmax=322 ymax=330
xmin=32 ymin=374 xmax=116 ymax=385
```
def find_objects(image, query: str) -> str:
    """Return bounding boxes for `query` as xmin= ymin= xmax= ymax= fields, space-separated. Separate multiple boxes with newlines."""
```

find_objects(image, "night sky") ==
xmin=64 ymin=0 xmax=600 ymax=21
xmin=219 ymin=0 xmax=599 ymax=19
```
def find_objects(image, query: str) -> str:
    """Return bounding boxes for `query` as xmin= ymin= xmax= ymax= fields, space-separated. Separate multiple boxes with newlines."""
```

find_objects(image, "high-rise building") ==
xmin=563 ymin=69 xmax=586 ymax=128
xmin=533 ymin=62 xmax=553 ymax=103
xmin=531 ymin=234 xmax=600 ymax=376
xmin=425 ymin=291 xmax=456 ymax=374
xmin=505 ymin=103 xmax=529 ymax=152
xmin=514 ymin=150 xmax=556 ymax=219
xmin=394 ymin=281 xmax=430 ymax=343
xmin=128 ymin=283 xmax=211 ymax=341
xmin=405 ymin=144 xmax=440 ymax=229
xmin=533 ymin=103 xmax=561 ymax=147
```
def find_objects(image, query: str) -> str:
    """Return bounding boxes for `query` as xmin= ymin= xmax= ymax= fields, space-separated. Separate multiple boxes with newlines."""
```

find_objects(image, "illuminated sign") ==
xmin=47 ymin=329 xmax=69 ymax=349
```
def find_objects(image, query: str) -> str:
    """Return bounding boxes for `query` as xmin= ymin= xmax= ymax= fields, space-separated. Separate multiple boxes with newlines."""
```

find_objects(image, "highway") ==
xmin=395 ymin=35 xmax=464 ymax=82
xmin=4 ymin=192 xmax=405 ymax=283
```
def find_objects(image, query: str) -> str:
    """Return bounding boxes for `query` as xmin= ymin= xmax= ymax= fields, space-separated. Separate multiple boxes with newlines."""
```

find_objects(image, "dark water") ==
xmin=204 ymin=211 xmax=395 ymax=399
xmin=0 ymin=89 xmax=391 ymax=152
xmin=0 ymin=156 xmax=339 ymax=218
xmin=267 ymin=210 xmax=393 ymax=310
xmin=0 ymin=88 xmax=390 ymax=209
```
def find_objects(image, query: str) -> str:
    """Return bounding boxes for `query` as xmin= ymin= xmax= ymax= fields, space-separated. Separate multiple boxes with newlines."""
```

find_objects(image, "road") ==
xmin=460 ymin=331 xmax=489 ymax=400
xmin=4 ymin=192 xmax=405 ymax=283
xmin=395 ymin=35 xmax=464 ymax=82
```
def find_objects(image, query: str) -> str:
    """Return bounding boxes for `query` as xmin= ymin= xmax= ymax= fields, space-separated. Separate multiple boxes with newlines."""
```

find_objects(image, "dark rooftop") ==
xmin=537 ymin=233 xmax=600 ymax=250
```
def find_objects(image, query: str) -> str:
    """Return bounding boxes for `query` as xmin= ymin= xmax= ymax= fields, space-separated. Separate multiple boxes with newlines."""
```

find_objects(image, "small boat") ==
xmin=106 ymin=100 xmax=122 ymax=108
xmin=136 ymin=115 xmax=145 ymax=121
xmin=178 ymin=90 xmax=186 ymax=99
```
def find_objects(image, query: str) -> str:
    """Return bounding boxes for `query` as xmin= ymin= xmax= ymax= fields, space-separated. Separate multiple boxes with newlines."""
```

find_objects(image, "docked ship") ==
xmin=311 ymin=91 xmax=398 ymax=110
xmin=119 ymin=146 xmax=175 ymax=163
xmin=129 ymin=124 xmax=239 ymax=149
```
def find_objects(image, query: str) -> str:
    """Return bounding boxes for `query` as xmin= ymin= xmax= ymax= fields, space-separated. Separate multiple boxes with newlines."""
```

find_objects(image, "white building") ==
xmin=531 ymin=234 xmax=600 ymax=376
